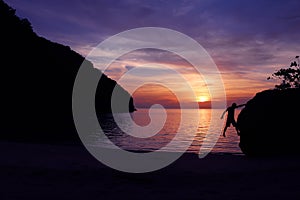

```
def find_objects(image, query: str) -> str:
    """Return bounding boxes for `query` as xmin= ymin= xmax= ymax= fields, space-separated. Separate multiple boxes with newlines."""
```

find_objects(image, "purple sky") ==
xmin=6 ymin=0 xmax=300 ymax=105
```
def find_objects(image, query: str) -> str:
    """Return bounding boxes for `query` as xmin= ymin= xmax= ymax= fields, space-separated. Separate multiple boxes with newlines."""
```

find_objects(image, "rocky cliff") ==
xmin=0 ymin=0 xmax=135 ymax=142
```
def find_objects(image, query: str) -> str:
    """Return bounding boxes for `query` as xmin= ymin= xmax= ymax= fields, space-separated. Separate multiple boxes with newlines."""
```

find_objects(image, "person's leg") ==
xmin=232 ymin=121 xmax=240 ymax=136
xmin=235 ymin=127 xmax=240 ymax=136
xmin=222 ymin=126 xmax=228 ymax=137
xmin=223 ymin=120 xmax=231 ymax=137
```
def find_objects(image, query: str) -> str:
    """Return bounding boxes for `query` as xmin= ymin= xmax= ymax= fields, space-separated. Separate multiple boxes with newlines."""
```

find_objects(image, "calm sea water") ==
xmin=89 ymin=109 xmax=243 ymax=155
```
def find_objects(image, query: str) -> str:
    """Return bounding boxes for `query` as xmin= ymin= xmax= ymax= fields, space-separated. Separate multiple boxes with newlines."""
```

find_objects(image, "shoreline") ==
xmin=0 ymin=138 xmax=244 ymax=155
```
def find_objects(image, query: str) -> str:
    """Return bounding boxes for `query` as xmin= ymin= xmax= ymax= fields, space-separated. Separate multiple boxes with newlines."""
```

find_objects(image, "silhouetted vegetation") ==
xmin=268 ymin=56 xmax=300 ymax=89
xmin=0 ymin=0 xmax=135 ymax=143
xmin=239 ymin=56 xmax=300 ymax=156
xmin=237 ymin=56 xmax=300 ymax=156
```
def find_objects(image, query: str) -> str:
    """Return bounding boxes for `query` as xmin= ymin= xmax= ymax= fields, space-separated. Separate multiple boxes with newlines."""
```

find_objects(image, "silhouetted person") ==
xmin=221 ymin=103 xmax=245 ymax=137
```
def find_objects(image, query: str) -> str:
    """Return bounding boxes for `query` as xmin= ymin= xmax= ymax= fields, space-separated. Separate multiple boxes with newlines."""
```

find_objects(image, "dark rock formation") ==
xmin=238 ymin=88 xmax=300 ymax=156
xmin=0 ymin=0 xmax=135 ymax=143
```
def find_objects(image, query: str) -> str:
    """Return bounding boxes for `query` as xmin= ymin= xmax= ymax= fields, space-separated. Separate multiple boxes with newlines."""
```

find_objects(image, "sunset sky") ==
xmin=6 ymin=0 xmax=300 ymax=108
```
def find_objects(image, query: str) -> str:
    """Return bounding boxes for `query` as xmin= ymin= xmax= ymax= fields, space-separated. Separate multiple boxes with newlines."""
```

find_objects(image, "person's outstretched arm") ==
xmin=220 ymin=109 xmax=227 ymax=119
xmin=237 ymin=104 xmax=246 ymax=108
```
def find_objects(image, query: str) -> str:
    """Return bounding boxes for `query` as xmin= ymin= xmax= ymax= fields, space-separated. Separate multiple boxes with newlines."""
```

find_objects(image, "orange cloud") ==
xmin=132 ymin=84 xmax=180 ymax=108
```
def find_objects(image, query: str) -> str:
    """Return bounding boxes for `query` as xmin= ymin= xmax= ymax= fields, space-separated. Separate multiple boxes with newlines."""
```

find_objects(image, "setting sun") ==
xmin=197 ymin=96 xmax=210 ymax=102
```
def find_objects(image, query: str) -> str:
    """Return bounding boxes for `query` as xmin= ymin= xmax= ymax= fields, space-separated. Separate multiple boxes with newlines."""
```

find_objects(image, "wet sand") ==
xmin=1 ymin=141 xmax=300 ymax=200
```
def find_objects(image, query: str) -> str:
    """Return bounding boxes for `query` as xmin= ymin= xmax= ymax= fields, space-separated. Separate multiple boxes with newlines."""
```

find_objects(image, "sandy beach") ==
xmin=1 ymin=141 xmax=300 ymax=200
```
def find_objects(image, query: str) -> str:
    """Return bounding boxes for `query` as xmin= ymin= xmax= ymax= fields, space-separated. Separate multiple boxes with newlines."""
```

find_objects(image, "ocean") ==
xmin=88 ymin=108 xmax=243 ymax=155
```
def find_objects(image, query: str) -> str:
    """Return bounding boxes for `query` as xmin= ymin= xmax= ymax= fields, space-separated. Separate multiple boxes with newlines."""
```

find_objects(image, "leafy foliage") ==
xmin=268 ymin=56 xmax=300 ymax=90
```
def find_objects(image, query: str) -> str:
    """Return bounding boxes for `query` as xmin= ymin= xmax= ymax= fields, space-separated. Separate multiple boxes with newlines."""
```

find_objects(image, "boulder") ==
xmin=238 ymin=88 xmax=300 ymax=156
